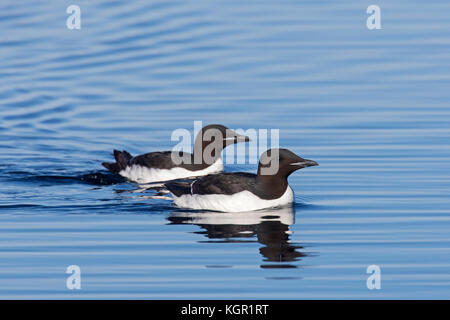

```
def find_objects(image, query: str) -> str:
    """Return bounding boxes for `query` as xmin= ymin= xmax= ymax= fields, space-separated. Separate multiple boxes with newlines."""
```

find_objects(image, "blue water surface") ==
xmin=1 ymin=0 xmax=450 ymax=299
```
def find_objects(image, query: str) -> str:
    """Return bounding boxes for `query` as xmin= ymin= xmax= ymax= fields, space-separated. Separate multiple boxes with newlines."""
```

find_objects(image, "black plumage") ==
xmin=102 ymin=124 xmax=251 ymax=176
xmin=166 ymin=148 xmax=319 ymax=201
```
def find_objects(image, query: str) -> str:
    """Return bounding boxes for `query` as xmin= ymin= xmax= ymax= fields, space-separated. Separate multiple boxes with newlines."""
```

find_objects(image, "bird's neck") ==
xmin=256 ymin=174 xmax=289 ymax=198
xmin=192 ymin=141 xmax=223 ymax=165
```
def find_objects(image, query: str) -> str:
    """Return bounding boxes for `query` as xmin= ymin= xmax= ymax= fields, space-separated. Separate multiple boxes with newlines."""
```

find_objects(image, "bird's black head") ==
xmin=257 ymin=148 xmax=318 ymax=178
xmin=193 ymin=124 xmax=251 ymax=164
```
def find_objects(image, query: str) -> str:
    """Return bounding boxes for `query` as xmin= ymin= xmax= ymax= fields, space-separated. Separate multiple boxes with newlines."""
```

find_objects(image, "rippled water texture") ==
xmin=1 ymin=0 xmax=450 ymax=299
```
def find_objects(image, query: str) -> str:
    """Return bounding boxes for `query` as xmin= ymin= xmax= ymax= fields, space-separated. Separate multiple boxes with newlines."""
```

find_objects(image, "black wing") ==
xmin=191 ymin=172 xmax=258 ymax=195
xmin=130 ymin=151 xmax=192 ymax=170
xmin=165 ymin=181 xmax=193 ymax=197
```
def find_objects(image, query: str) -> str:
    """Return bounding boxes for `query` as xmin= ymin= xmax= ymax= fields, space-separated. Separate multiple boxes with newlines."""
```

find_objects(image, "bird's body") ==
xmin=118 ymin=153 xmax=223 ymax=184
xmin=165 ymin=149 xmax=318 ymax=212
xmin=172 ymin=183 xmax=293 ymax=212
xmin=102 ymin=125 xmax=250 ymax=183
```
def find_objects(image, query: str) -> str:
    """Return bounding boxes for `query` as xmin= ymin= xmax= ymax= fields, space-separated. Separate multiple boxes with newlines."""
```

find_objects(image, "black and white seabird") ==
xmin=102 ymin=124 xmax=250 ymax=184
xmin=165 ymin=148 xmax=318 ymax=212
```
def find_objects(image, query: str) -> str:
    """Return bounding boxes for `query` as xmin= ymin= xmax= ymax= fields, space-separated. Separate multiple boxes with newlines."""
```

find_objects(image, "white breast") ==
xmin=119 ymin=158 xmax=224 ymax=184
xmin=172 ymin=186 xmax=294 ymax=212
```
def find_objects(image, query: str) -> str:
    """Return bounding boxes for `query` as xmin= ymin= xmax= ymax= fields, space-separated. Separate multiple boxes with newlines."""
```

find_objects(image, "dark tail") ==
xmin=165 ymin=181 xmax=192 ymax=197
xmin=102 ymin=150 xmax=133 ymax=173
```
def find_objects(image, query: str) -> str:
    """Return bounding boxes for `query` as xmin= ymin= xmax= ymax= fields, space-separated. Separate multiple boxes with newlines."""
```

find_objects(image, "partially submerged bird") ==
xmin=165 ymin=148 xmax=318 ymax=212
xmin=102 ymin=124 xmax=250 ymax=184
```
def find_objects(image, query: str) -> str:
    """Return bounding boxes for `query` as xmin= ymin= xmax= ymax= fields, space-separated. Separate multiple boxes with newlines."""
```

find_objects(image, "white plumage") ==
xmin=172 ymin=186 xmax=294 ymax=212
xmin=119 ymin=158 xmax=224 ymax=184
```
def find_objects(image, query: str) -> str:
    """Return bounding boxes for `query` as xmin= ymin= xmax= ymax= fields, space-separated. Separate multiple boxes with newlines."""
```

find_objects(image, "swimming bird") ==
xmin=102 ymin=124 xmax=251 ymax=184
xmin=165 ymin=148 xmax=318 ymax=212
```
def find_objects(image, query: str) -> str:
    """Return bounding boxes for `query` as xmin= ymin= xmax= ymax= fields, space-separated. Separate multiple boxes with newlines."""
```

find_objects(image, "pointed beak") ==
xmin=290 ymin=159 xmax=318 ymax=168
xmin=237 ymin=134 xmax=251 ymax=142
xmin=224 ymin=132 xmax=251 ymax=143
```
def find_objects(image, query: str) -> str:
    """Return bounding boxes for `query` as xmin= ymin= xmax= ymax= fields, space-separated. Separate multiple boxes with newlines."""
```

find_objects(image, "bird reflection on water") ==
xmin=167 ymin=206 xmax=307 ymax=269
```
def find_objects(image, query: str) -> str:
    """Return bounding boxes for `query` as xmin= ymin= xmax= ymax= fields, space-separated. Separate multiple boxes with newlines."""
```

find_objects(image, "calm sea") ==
xmin=1 ymin=0 xmax=449 ymax=299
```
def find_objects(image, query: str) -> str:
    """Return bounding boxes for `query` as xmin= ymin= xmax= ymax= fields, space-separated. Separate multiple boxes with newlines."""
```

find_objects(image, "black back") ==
xmin=165 ymin=172 xmax=279 ymax=200
xmin=165 ymin=148 xmax=318 ymax=200
xmin=103 ymin=124 xmax=250 ymax=173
